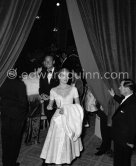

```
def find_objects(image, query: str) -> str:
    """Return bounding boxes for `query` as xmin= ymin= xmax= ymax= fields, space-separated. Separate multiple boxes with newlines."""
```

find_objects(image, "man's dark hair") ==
xmin=121 ymin=79 xmax=136 ymax=92
xmin=46 ymin=53 xmax=55 ymax=60
xmin=42 ymin=52 xmax=55 ymax=62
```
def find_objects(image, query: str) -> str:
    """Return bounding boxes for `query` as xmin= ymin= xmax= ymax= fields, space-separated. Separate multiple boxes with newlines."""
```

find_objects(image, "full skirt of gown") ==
xmin=40 ymin=105 xmax=83 ymax=164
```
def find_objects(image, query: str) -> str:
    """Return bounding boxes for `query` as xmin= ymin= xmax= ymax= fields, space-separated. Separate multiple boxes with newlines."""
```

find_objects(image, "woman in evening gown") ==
xmin=40 ymin=68 xmax=84 ymax=165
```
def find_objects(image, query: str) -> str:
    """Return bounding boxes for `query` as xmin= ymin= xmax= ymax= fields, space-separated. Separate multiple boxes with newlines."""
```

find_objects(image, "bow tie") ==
xmin=47 ymin=70 xmax=52 ymax=73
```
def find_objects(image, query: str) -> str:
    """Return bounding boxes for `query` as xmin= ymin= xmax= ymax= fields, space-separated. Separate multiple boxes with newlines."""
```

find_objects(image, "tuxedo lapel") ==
xmin=49 ymin=68 xmax=58 ymax=84
xmin=49 ymin=71 xmax=54 ymax=84
xmin=113 ymin=94 xmax=134 ymax=118
xmin=39 ymin=67 xmax=59 ymax=96
xmin=120 ymin=94 xmax=134 ymax=108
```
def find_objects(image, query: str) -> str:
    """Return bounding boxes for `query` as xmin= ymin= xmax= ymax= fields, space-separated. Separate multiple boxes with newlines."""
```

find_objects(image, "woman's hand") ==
xmin=59 ymin=108 xmax=64 ymax=114
xmin=40 ymin=99 xmax=44 ymax=103
xmin=47 ymin=105 xmax=53 ymax=110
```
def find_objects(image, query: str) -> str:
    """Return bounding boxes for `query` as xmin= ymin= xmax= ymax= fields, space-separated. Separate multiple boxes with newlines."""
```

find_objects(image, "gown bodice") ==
xmin=50 ymin=86 xmax=79 ymax=108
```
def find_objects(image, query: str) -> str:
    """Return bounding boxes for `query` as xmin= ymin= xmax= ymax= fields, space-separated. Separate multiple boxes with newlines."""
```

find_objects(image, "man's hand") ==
xmin=108 ymin=88 xmax=115 ymax=97
xmin=40 ymin=94 xmax=49 ymax=101
xmin=42 ymin=94 xmax=49 ymax=101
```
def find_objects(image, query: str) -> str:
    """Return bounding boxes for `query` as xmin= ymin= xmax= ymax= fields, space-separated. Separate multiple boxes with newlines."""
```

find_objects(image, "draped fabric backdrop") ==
xmin=0 ymin=0 xmax=42 ymax=86
xmin=66 ymin=0 xmax=136 ymax=118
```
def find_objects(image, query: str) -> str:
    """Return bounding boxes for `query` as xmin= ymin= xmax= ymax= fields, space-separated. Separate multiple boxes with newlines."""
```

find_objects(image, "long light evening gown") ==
xmin=40 ymin=86 xmax=83 ymax=164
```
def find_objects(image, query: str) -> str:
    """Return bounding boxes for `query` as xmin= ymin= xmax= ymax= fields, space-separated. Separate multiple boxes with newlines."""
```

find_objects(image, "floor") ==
xmin=0 ymin=115 xmax=136 ymax=166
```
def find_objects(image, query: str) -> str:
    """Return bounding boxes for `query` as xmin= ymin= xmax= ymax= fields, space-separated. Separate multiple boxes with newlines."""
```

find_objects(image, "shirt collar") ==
xmin=47 ymin=67 xmax=54 ymax=73
xmin=121 ymin=93 xmax=133 ymax=104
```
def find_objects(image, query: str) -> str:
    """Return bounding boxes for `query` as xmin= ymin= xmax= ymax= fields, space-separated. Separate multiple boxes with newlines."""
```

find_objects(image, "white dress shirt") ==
xmin=47 ymin=67 xmax=54 ymax=84
xmin=120 ymin=93 xmax=133 ymax=105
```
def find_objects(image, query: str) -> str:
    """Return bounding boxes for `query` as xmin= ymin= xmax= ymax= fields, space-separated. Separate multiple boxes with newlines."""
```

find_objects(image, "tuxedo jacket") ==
xmin=112 ymin=94 xmax=136 ymax=146
xmin=0 ymin=78 xmax=28 ymax=120
xmin=39 ymin=67 xmax=59 ymax=96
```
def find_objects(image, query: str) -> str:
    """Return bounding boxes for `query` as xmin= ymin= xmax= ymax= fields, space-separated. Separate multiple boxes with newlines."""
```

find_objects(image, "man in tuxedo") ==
xmin=109 ymin=79 xmax=136 ymax=166
xmin=39 ymin=54 xmax=59 ymax=124
xmin=0 ymin=76 xmax=28 ymax=166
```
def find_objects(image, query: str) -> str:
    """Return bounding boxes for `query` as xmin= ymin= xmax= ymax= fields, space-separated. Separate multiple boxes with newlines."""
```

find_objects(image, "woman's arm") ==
xmin=75 ymin=97 xmax=80 ymax=104
xmin=73 ymin=87 xmax=80 ymax=104
xmin=47 ymin=88 xmax=55 ymax=110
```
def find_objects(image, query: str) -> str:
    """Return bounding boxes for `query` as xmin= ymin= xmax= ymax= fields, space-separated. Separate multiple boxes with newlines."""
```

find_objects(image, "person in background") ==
xmin=71 ymin=70 xmax=84 ymax=101
xmin=0 ymin=74 xmax=28 ymax=166
xmin=23 ymin=71 xmax=41 ymax=145
xmin=60 ymin=51 xmax=68 ymax=67
xmin=39 ymin=54 xmax=59 ymax=124
xmin=109 ymin=79 xmax=136 ymax=166
xmin=94 ymin=103 xmax=112 ymax=156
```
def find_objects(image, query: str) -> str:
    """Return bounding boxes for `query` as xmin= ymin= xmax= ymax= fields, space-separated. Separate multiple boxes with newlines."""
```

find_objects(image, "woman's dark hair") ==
xmin=58 ymin=68 xmax=69 ymax=75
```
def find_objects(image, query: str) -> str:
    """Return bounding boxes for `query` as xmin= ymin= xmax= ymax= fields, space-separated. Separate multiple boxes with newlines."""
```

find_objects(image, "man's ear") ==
xmin=126 ymin=87 xmax=131 ymax=92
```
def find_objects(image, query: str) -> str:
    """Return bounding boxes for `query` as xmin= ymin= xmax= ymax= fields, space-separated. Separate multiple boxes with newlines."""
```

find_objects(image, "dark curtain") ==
xmin=66 ymin=0 xmax=111 ymax=114
xmin=0 ymin=0 xmax=42 ymax=86
xmin=76 ymin=0 xmax=136 ymax=93
xmin=76 ymin=0 xmax=136 ymax=123
xmin=66 ymin=0 xmax=136 ymax=118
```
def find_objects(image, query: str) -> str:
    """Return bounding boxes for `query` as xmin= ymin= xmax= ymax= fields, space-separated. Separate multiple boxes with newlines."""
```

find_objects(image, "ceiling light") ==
xmin=56 ymin=2 xmax=60 ymax=6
